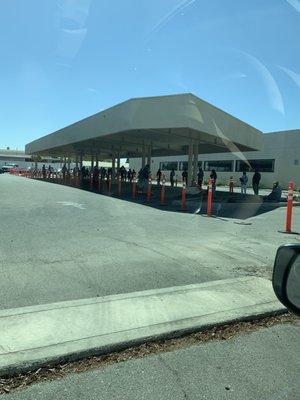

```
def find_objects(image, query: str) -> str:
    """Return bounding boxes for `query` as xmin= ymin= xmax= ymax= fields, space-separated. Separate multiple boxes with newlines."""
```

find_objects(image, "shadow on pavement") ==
xmin=32 ymin=177 xmax=286 ymax=220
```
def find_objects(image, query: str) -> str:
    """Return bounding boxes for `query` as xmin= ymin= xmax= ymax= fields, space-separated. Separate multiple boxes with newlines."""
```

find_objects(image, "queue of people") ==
xmin=230 ymin=169 xmax=260 ymax=195
xmin=235 ymin=169 xmax=261 ymax=195
xmin=229 ymin=169 xmax=282 ymax=200
xmin=39 ymin=163 xmax=284 ymax=202
xmin=161 ymin=167 xmax=217 ymax=191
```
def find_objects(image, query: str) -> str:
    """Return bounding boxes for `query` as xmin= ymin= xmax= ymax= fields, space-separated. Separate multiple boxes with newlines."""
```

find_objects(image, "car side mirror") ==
xmin=272 ymin=244 xmax=300 ymax=315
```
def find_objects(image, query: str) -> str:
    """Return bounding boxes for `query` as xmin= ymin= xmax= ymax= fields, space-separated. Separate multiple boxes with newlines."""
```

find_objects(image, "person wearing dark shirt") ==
xmin=42 ymin=164 xmax=46 ymax=179
xmin=182 ymin=168 xmax=188 ymax=185
xmin=210 ymin=169 xmax=217 ymax=192
xmin=93 ymin=165 xmax=99 ymax=188
xmin=62 ymin=163 xmax=67 ymax=181
xmin=197 ymin=167 xmax=204 ymax=189
xmin=252 ymin=169 xmax=261 ymax=195
xmin=265 ymin=181 xmax=282 ymax=202
xmin=132 ymin=169 xmax=136 ymax=181
xmin=127 ymin=169 xmax=133 ymax=182
xmin=156 ymin=168 xmax=162 ymax=185
xmin=170 ymin=168 xmax=175 ymax=187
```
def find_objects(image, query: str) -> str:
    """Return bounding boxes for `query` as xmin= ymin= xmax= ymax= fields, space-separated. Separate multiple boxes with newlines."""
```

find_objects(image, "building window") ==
xmin=204 ymin=160 xmax=233 ymax=172
xmin=235 ymin=159 xmax=275 ymax=173
xmin=178 ymin=161 xmax=202 ymax=171
xmin=294 ymin=159 xmax=299 ymax=166
xmin=179 ymin=161 xmax=188 ymax=171
xmin=159 ymin=161 xmax=178 ymax=171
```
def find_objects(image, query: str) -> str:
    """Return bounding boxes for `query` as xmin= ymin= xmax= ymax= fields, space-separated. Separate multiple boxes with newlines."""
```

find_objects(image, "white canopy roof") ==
xmin=26 ymin=93 xmax=263 ymax=159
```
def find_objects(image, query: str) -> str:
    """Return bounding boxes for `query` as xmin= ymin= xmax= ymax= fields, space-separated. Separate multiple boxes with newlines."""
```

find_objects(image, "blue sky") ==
xmin=0 ymin=0 xmax=299 ymax=149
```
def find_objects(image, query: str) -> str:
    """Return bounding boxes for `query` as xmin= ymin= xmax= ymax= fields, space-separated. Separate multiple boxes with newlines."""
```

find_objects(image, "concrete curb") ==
xmin=0 ymin=277 xmax=285 ymax=377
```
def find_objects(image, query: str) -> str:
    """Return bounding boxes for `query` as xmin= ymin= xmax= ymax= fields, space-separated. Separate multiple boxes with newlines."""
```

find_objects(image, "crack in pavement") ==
xmin=157 ymin=354 xmax=190 ymax=399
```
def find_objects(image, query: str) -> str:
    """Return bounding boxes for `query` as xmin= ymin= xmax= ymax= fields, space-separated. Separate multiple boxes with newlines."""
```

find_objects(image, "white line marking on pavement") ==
xmin=57 ymin=201 xmax=86 ymax=209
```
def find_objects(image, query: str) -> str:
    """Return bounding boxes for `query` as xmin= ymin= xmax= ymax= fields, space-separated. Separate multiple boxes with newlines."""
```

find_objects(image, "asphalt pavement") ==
xmin=1 ymin=174 xmax=299 ymax=310
xmin=3 ymin=321 xmax=300 ymax=400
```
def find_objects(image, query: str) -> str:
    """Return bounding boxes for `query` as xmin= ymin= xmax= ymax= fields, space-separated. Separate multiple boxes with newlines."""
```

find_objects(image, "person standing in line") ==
xmin=62 ymin=163 xmax=67 ymax=181
xmin=93 ymin=164 xmax=99 ymax=188
xmin=121 ymin=165 xmax=127 ymax=181
xmin=197 ymin=167 xmax=204 ymax=189
xmin=42 ymin=164 xmax=46 ymax=179
xmin=127 ymin=168 xmax=132 ymax=182
xmin=240 ymin=171 xmax=248 ymax=194
xmin=80 ymin=165 xmax=86 ymax=185
xmin=73 ymin=165 xmax=78 ymax=178
xmin=156 ymin=168 xmax=162 ymax=185
xmin=144 ymin=164 xmax=151 ymax=181
xmin=99 ymin=167 xmax=104 ymax=181
xmin=137 ymin=168 xmax=143 ymax=185
xmin=132 ymin=169 xmax=136 ymax=181
xmin=252 ymin=169 xmax=261 ymax=195
xmin=182 ymin=167 xmax=188 ymax=185
xmin=210 ymin=169 xmax=217 ymax=193
xmin=117 ymin=166 xmax=121 ymax=181
xmin=229 ymin=176 xmax=234 ymax=193
xmin=170 ymin=168 xmax=175 ymax=187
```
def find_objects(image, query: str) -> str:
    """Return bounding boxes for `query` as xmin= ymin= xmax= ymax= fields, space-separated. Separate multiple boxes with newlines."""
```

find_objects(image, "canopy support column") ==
xmin=193 ymin=142 xmax=198 ymax=184
xmin=112 ymin=153 xmax=116 ymax=180
xmin=188 ymin=142 xmax=193 ymax=186
xmin=117 ymin=153 xmax=121 ymax=172
xmin=147 ymin=145 xmax=152 ymax=167
xmin=142 ymin=145 xmax=146 ymax=168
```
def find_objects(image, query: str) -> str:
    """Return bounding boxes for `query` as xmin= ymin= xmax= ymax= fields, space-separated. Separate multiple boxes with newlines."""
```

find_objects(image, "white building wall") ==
xmin=129 ymin=130 xmax=300 ymax=189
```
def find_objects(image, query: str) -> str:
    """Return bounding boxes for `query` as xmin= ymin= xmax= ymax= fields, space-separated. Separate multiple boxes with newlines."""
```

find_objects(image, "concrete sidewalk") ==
xmin=0 ymin=277 xmax=285 ymax=377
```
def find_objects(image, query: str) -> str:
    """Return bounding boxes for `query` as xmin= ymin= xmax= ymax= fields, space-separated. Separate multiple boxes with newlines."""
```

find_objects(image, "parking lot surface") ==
xmin=1 ymin=174 xmax=299 ymax=310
